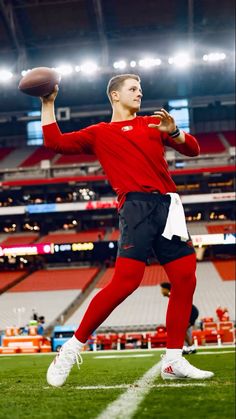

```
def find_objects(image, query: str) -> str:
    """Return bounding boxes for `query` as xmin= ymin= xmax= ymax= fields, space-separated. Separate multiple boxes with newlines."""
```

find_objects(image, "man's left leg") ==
xmin=161 ymin=253 xmax=213 ymax=379
xmin=164 ymin=253 xmax=196 ymax=349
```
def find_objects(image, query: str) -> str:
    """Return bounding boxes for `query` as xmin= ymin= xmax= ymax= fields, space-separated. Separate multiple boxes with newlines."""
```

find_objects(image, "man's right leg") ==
xmin=74 ymin=257 xmax=145 ymax=342
xmin=47 ymin=256 xmax=145 ymax=387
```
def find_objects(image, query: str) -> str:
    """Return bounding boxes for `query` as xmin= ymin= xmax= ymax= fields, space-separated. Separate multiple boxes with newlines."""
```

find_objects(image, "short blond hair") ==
xmin=106 ymin=74 xmax=140 ymax=104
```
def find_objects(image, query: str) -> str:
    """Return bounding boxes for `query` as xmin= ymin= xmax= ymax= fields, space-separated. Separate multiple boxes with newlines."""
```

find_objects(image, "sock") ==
xmin=67 ymin=335 xmax=85 ymax=351
xmin=75 ymin=257 xmax=145 ymax=343
xmin=163 ymin=253 xmax=197 ymax=349
xmin=165 ymin=349 xmax=182 ymax=360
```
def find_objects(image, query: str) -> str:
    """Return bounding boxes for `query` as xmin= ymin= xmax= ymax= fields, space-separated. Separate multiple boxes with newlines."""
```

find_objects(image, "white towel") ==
xmin=162 ymin=193 xmax=189 ymax=241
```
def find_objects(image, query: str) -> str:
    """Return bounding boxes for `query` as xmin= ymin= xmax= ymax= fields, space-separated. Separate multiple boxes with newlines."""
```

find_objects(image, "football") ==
xmin=18 ymin=67 xmax=61 ymax=97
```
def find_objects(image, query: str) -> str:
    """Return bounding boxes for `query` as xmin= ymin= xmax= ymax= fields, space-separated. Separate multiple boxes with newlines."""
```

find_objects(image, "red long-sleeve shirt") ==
xmin=43 ymin=116 xmax=200 ymax=208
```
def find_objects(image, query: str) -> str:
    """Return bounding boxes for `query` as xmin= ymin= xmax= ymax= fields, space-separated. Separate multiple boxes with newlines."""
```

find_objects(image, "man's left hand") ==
xmin=148 ymin=109 xmax=176 ymax=134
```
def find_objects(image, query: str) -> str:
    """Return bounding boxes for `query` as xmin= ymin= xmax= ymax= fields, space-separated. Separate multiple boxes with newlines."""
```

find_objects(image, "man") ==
xmin=41 ymin=74 xmax=214 ymax=386
xmin=160 ymin=282 xmax=199 ymax=354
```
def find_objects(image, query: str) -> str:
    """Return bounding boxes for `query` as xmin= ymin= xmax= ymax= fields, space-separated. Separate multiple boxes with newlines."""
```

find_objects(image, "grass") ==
xmin=0 ymin=347 xmax=234 ymax=419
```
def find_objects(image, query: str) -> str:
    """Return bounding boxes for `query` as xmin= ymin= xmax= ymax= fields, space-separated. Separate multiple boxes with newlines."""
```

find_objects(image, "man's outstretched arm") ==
xmin=41 ymin=86 xmax=95 ymax=154
xmin=41 ymin=85 xmax=58 ymax=126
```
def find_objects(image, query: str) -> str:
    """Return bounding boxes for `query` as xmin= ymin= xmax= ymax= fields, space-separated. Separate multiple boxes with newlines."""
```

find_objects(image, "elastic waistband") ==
xmin=126 ymin=191 xmax=166 ymax=202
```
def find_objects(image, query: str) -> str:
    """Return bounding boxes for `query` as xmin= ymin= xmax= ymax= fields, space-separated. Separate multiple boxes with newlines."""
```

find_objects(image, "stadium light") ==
xmin=113 ymin=60 xmax=127 ymax=70
xmin=80 ymin=61 xmax=99 ymax=75
xmin=130 ymin=60 xmax=137 ymax=68
xmin=203 ymin=52 xmax=226 ymax=62
xmin=138 ymin=58 xmax=162 ymax=68
xmin=55 ymin=64 xmax=73 ymax=76
xmin=0 ymin=69 xmax=13 ymax=82
xmin=21 ymin=69 xmax=31 ymax=77
xmin=168 ymin=53 xmax=191 ymax=68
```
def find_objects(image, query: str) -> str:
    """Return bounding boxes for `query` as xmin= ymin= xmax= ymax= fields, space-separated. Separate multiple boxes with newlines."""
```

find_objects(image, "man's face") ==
xmin=112 ymin=78 xmax=143 ymax=111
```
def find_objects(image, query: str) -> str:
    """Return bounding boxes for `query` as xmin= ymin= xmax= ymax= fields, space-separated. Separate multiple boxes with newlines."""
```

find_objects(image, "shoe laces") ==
xmin=56 ymin=348 xmax=83 ymax=376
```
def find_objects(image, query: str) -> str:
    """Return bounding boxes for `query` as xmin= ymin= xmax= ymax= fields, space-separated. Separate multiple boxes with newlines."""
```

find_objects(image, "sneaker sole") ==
xmin=161 ymin=372 xmax=214 ymax=380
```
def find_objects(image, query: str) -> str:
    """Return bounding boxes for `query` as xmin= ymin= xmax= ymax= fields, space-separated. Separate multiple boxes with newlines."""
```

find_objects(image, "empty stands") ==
xmin=0 ymin=290 xmax=80 ymax=330
xmin=195 ymin=133 xmax=226 ymax=154
xmin=0 ymin=271 xmax=26 ymax=293
xmin=213 ymin=260 xmax=236 ymax=281
xmin=0 ymin=147 xmax=38 ymax=170
xmin=0 ymin=267 xmax=99 ymax=330
xmin=66 ymin=265 xmax=170 ymax=328
xmin=19 ymin=146 xmax=57 ymax=167
xmin=66 ymin=262 xmax=235 ymax=329
xmin=223 ymin=131 xmax=236 ymax=147
xmin=206 ymin=223 xmax=235 ymax=234
xmin=9 ymin=267 xmax=99 ymax=292
xmin=96 ymin=265 xmax=169 ymax=289
xmin=0 ymin=147 xmax=15 ymax=162
xmin=38 ymin=229 xmax=105 ymax=243
xmin=54 ymin=154 xmax=98 ymax=165
xmin=194 ymin=262 xmax=235 ymax=319
xmin=0 ymin=234 xmax=39 ymax=246
xmin=107 ymin=229 xmax=120 ymax=241
xmin=107 ymin=223 xmax=211 ymax=241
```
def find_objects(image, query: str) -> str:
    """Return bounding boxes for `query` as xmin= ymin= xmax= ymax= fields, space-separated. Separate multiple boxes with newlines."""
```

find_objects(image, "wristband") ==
xmin=169 ymin=126 xmax=180 ymax=138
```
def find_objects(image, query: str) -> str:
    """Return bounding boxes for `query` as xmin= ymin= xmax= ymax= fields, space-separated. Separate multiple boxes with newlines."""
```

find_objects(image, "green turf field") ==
xmin=0 ymin=347 xmax=235 ymax=419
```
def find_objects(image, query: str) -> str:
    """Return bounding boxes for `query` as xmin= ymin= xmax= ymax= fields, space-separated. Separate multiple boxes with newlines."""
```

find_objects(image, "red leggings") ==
xmin=75 ymin=254 xmax=196 ymax=348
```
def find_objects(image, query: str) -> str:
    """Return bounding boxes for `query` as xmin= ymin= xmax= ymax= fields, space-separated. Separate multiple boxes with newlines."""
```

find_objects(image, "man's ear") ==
xmin=111 ymin=90 xmax=119 ymax=102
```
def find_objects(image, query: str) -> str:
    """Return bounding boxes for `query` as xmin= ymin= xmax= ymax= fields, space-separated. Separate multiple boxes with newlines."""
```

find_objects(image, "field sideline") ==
xmin=0 ymin=347 xmax=235 ymax=419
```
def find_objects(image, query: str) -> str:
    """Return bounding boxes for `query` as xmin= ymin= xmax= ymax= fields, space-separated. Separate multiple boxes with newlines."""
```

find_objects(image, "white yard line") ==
xmin=77 ymin=383 xmax=207 ymax=390
xmin=43 ymin=382 xmax=207 ymax=391
xmin=0 ymin=344 xmax=235 ymax=357
xmin=196 ymin=350 xmax=235 ymax=355
xmin=94 ymin=354 xmax=153 ymax=359
xmin=96 ymin=361 xmax=162 ymax=419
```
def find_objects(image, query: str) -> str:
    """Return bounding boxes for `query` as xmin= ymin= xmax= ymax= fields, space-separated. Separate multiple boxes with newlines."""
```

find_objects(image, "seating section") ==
xmin=0 ymin=147 xmax=38 ymax=169
xmin=0 ymin=147 xmax=15 ymax=162
xmin=213 ymin=260 xmax=235 ymax=281
xmin=38 ymin=229 xmax=105 ymax=243
xmin=0 ymin=271 xmax=26 ymax=293
xmin=195 ymin=133 xmax=226 ymax=153
xmin=8 ymin=267 xmax=99 ymax=292
xmin=194 ymin=262 xmax=235 ymax=319
xmin=0 ymin=234 xmax=39 ymax=246
xmin=206 ymin=223 xmax=235 ymax=234
xmin=0 ymin=131 xmax=233 ymax=171
xmin=107 ymin=229 xmax=120 ymax=241
xmin=187 ymin=223 xmax=208 ymax=235
xmin=96 ymin=265 xmax=169 ymax=288
xmin=0 ymin=267 xmax=99 ymax=330
xmin=66 ymin=262 xmax=235 ymax=329
xmin=19 ymin=146 xmax=57 ymax=167
xmin=0 ymin=290 xmax=81 ymax=330
xmin=106 ymin=223 xmax=217 ymax=241
xmin=223 ymin=131 xmax=235 ymax=147
xmin=54 ymin=154 xmax=98 ymax=165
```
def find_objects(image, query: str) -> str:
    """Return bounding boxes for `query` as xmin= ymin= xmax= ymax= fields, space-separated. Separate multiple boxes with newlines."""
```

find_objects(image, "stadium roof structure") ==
xmin=0 ymin=0 xmax=235 ymax=71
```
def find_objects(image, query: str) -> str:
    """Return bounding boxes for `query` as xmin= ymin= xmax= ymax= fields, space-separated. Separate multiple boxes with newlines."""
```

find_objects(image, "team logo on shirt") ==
xmin=121 ymin=126 xmax=133 ymax=131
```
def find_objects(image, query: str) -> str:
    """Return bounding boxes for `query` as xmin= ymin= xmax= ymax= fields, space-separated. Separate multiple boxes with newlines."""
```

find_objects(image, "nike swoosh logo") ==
xmin=122 ymin=244 xmax=135 ymax=250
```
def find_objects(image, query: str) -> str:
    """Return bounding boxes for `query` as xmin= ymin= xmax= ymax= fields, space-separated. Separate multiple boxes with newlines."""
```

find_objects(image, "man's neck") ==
xmin=111 ymin=108 xmax=136 ymax=122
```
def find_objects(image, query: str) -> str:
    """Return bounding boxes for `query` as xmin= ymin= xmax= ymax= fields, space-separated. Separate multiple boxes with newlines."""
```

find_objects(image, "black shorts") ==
xmin=117 ymin=192 xmax=195 ymax=265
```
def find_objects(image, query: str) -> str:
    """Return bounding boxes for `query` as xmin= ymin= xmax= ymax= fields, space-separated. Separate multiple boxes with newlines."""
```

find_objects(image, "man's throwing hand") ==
xmin=148 ymin=109 xmax=177 ymax=134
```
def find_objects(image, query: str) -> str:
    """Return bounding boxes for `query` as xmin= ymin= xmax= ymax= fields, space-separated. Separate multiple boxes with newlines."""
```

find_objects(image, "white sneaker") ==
xmin=161 ymin=356 xmax=214 ymax=380
xmin=47 ymin=339 xmax=83 ymax=387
